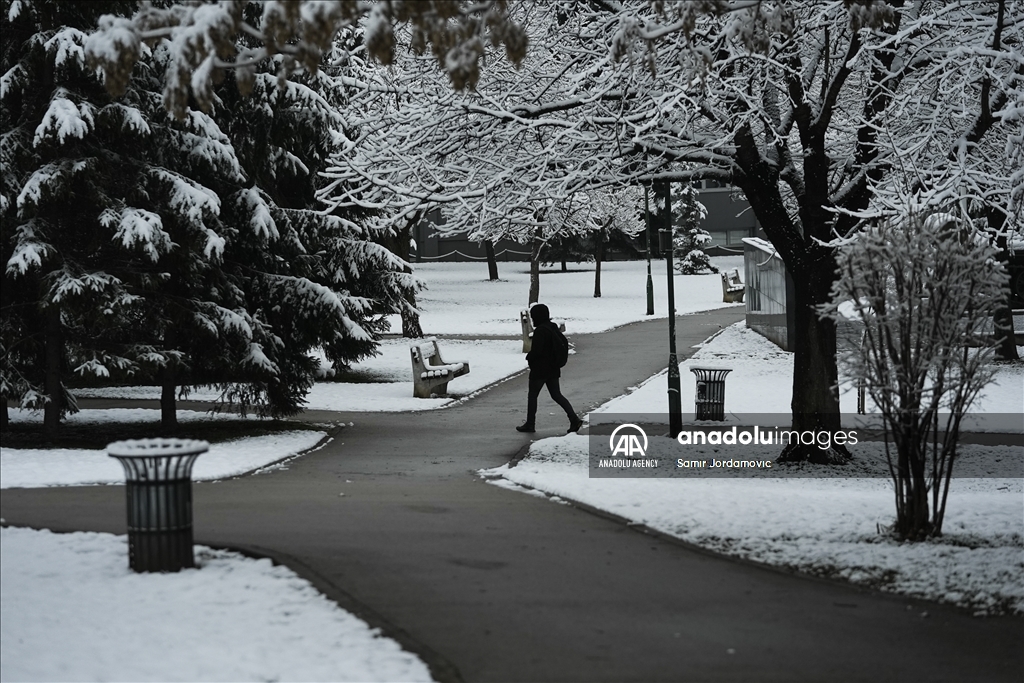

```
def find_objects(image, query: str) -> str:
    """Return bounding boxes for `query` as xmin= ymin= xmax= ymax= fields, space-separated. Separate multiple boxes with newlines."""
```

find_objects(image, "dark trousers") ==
xmin=526 ymin=373 xmax=576 ymax=426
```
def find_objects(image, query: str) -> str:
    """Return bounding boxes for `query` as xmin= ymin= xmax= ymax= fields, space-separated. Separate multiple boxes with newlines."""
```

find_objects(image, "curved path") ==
xmin=3 ymin=308 xmax=1022 ymax=682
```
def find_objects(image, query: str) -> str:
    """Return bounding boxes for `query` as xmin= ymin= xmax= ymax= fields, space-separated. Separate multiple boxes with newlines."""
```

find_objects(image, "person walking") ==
xmin=517 ymin=303 xmax=583 ymax=434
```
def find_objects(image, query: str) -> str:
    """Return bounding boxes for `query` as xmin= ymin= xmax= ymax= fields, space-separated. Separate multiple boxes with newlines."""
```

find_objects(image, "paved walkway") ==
xmin=3 ymin=308 xmax=1022 ymax=682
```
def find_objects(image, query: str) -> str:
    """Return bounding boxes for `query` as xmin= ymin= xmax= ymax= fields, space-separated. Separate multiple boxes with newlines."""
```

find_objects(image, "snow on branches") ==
xmin=2 ymin=0 xmax=421 ymax=429
xmin=84 ymin=0 xmax=527 ymax=118
xmin=320 ymin=5 xmax=625 ymax=255
xmin=823 ymin=210 xmax=1009 ymax=538
xmin=33 ymin=93 xmax=93 ymax=146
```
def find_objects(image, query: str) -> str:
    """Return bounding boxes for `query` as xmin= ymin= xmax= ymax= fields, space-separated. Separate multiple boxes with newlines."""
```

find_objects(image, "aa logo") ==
xmin=609 ymin=424 xmax=648 ymax=458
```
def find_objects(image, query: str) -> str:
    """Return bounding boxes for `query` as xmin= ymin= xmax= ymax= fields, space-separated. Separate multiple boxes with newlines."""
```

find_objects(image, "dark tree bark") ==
xmin=484 ymin=240 xmax=499 ymax=280
xmin=990 ymin=212 xmax=1019 ymax=361
xmin=160 ymin=362 xmax=178 ymax=433
xmin=732 ymin=118 xmax=854 ymax=463
xmin=384 ymin=216 xmax=425 ymax=337
xmin=160 ymin=326 xmax=179 ymax=432
xmin=1 ymin=398 xmax=9 ymax=433
xmin=400 ymin=302 xmax=424 ymax=338
xmin=594 ymin=221 xmax=607 ymax=298
xmin=993 ymin=303 xmax=1019 ymax=361
xmin=776 ymin=253 xmax=850 ymax=464
xmin=529 ymin=225 xmax=544 ymax=304
xmin=43 ymin=305 xmax=62 ymax=437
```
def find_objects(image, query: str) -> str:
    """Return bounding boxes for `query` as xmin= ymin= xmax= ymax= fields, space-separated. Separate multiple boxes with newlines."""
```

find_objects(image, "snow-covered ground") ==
xmin=599 ymin=320 xmax=1024 ymax=421
xmin=385 ymin=259 xmax=742 ymax=335
xmin=76 ymin=339 xmax=529 ymax=411
xmin=69 ymin=260 xmax=741 ymax=411
xmin=1 ymin=429 xmax=327 ymax=489
xmin=0 ymin=527 xmax=432 ymax=682
xmin=485 ymin=322 xmax=1024 ymax=615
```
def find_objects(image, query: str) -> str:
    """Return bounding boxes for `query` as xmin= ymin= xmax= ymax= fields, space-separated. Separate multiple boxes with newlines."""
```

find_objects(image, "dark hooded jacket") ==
xmin=526 ymin=304 xmax=561 ymax=378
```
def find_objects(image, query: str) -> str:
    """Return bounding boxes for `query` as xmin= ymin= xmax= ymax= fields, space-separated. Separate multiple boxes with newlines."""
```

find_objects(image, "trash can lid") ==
xmin=107 ymin=438 xmax=210 ymax=458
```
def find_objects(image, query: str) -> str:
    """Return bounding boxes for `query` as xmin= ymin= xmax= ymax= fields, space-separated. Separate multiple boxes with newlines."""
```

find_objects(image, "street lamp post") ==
xmin=654 ymin=179 xmax=683 ymax=437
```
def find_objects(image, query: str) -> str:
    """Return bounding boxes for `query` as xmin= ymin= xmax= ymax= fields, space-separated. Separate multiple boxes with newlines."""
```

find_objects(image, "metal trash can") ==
xmin=690 ymin=367 xmax=732 ymax=421
xmin=107 ymin=438 xmax=208 ymax=572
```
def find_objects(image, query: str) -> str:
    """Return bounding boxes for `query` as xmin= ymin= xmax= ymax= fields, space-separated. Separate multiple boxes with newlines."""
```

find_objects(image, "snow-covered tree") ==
xmin=671 ymin=183 xmax=715 ymax=275
xmin=822 ymin=211 xmax=1009 ymax=540
xmin=83 ymin=0 xmax=527 ymax=118
xmin=2 ymin=0 xmax=416 ymax=432
xmin=585 ymin=185 xmax=644 ymax=297
xmin=2 ymin=0 xmax=177 ymax=433
xmin=321 ymin=4 xmax=627 ymax=306
xmin=613 ymin=1 xmax=1021 ymax=460
xmin=77 ymin=0 xmax=1023 ymax=453
xmin=494 ymin=0 xmax=1021 ymax=461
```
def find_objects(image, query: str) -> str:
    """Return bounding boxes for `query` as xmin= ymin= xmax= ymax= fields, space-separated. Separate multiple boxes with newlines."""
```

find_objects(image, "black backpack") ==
xmin=551 ymin=325 xmax=569 ymax=368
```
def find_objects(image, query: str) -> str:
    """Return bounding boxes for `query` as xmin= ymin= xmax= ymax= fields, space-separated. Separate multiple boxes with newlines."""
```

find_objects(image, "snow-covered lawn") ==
xmin=69 ymin=259 xmax=742 ymax=412
xmin=0 ymin=527 xmax=432 ymax=683
xmin=1 ymin=429 xmax=327 ymax=489
xmin=386 ymin=259 xmax=743 ymax=335
xmin=600 ymin=321 xmax=1024 ymax=420
xmin=485 ymin=322 xmax=1024 ymax=615
xmin=76 ymin=338 xmax=529 ymax=411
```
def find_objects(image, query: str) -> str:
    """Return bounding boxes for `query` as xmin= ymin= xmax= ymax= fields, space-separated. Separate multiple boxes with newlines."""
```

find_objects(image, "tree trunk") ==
xmin=777 ymin=257 xmax=850 ymax=464
xmin=993 ymin=304 xmax=1019 ymax=361
xmin=43 ymin=306 xmax=62 ymax=437
xmin=529 ymin=226 xmax=544 ymax=304
xmin=401 ymin=303 xmax=424 ymax=338
xmin=990 ymin=214 xmax=1019 ymax=361
xmin=733 ymin=117 xmax=850 ymax=464
xmin=387 ymin=219 xmax=425 ymax=338
xmin=594 ymin=223 xmax=606 ymax=298
xmin=561 ymin=257 xmax=567 ymax=272
xmin=1 ymin=397 xmax=9 ymax=433
xmin=893 ymin=427 xmax=934 ymax=540
xmin=484 ymin=240 xmax=499 ymax=280
xmin=160 ymin=363 xmax=178 ymax=433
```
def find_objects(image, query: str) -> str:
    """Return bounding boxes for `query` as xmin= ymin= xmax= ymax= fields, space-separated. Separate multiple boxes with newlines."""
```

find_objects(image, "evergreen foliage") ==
xmin=1 ymin=0 xmax=414 ymax=431
xmin=672 ymin=184 xmax=716 ymax=275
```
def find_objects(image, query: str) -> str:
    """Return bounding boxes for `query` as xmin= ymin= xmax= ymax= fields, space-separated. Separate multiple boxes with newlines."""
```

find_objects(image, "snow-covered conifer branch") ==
xmin=85 ymin=0 xmax=527 ymax=118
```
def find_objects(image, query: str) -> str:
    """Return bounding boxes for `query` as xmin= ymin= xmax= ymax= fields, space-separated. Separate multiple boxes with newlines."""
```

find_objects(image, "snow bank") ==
xmin=0 ymin=527 xmax=433 ymax=682
xmin=1 ymin=431 xmax=327 ymax=489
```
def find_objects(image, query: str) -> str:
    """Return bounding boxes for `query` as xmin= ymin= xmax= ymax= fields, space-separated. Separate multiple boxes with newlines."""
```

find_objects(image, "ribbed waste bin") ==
xmin=107 ymin=438 xmax=208 ymax=572
xmin=690 ymin=367 xmax=732 ymax=421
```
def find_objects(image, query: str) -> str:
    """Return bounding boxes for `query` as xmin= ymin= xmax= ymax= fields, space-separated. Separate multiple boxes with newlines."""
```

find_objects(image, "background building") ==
xmin=411 ymin=184 xmax=762 ymax=262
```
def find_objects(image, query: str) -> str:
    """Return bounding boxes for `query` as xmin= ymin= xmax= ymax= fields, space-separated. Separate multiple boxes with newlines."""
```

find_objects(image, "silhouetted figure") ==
xmin=516 ymin=303 xmax=582 ymax=434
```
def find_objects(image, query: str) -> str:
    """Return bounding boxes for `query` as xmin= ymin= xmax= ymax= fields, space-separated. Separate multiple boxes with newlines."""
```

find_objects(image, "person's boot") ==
xmin=567 ymin=417 xmax=583 ymax=433
xmin=516 ymin=423 xmax=535 ymax=433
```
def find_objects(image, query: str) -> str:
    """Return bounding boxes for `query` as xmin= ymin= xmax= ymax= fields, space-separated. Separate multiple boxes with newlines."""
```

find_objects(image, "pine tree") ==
xmin=2 ymin=0 xmax=417 ymax=433
xmin=672 ymin=184 xmax=716 ymax=275
xmin=2 ymin=0 xmax=161 ymax=434
xmin=205 ymin=26 xmax=421 ymax=403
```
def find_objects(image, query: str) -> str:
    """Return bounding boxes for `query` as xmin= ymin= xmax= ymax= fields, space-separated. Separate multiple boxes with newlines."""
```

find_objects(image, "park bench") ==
xmin=520 ymin=309 xmax=567 ymax=353
xmin=410 ymin=338 xmax=470 ymax=398
xmin=721 ymin=268 xmax=745 ymax=303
